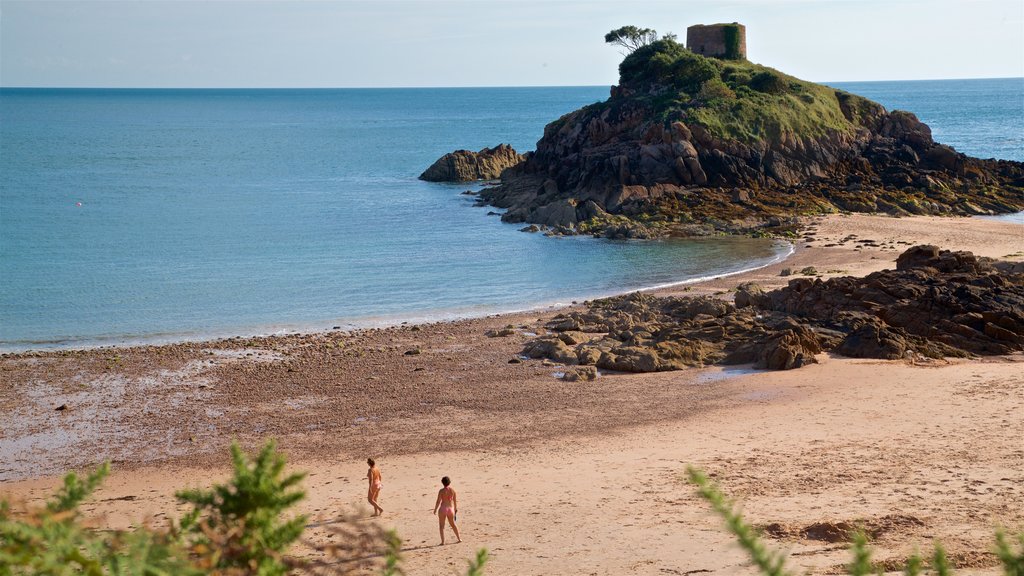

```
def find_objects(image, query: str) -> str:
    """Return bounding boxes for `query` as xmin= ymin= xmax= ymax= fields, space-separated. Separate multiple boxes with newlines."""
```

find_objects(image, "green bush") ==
xmin=0 ymin=462 xmax=200 ymax=575
xmin=176 ymin=441 xmax=307 ymax=575
xmin=698 ymin=78 xmax=737 ymax=102
xmin=670 ymin=55 xmax=720 ymax=93
xmin=750 ymin=71 xmax=788 ymax=94
xmin=618 ymin=39 xmax=688 ymax=87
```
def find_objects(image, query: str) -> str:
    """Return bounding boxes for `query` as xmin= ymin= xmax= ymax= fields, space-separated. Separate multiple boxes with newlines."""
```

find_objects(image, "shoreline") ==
xmin=4 ymin=209 xmax=1019 ymax=355
xmin=0 ymin=238 xmax=794 ymax=355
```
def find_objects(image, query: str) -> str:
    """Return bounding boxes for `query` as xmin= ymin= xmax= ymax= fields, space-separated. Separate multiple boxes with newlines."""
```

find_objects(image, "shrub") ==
xmin=618 ymin=39 xmax=688 ymax=87
xmin=176 ymin=441 xmax=307 ymax=575
xmin=618 ymin=38 xmax=718 ymax=94
xmin=668 ymin=53 xmax=719 ymax=92
xmin=750 ymin=71 xmax=789 ymax=94
xmin=699 ymin=78 xmax=737 ymax=102
xmin=0 ymin=462 xmax=200 ymax=575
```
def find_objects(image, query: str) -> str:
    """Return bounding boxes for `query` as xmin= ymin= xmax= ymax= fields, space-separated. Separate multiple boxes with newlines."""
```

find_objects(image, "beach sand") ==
xmin=2 ymin=213 xmax=1022 ymax=574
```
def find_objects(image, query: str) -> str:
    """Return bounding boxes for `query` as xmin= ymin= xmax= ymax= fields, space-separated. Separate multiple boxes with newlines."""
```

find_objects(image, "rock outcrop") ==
xmin=427 ymin=39 xmax=1024 ymax=235
xmin=520 ymin=246 xmax=1024 ymax=371
xmin=419 ymin=144 xmax=525 ymax=182
xmin=480 ymin=100 xmax=1023 ymax=236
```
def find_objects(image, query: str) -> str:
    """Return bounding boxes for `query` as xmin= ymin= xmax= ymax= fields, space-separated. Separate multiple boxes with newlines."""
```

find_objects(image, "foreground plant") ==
xmin=176 ymin=441 xmax=307 ymax=575
xmin=1 ymin=441 xmax=488 ymax=575
xmin=686 ymin=465 xmax=1024 ymax=576
xmin=686 ymin=467 xmax=791 ymax=576
xmin=0 ymin=462 xmax=199 ymax=575
xmin=995 ymin=531 xmax=1024 ymax=576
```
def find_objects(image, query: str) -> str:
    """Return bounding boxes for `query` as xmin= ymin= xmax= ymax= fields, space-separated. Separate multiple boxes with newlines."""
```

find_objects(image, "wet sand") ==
xmin=2 ymin=213 xmax=1022 ymax=574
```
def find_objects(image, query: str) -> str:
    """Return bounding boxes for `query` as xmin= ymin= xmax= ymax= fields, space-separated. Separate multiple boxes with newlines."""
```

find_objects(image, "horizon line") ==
xmin=2 ymin=76 xmax=1022 ymax=91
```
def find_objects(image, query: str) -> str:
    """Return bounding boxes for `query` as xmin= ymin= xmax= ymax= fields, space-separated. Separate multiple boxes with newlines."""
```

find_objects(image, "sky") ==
xmin=1 ymin=0 xmax=1022 ymax=88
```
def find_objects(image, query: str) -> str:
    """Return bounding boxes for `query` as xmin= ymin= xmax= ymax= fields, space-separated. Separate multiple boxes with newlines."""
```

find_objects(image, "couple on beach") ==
xmin=367 ymin=458 xmax=462 ymax=545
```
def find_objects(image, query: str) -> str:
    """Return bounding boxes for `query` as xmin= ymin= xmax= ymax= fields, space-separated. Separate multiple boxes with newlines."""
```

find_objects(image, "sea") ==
xmin=1 ymin=78 xmax=1021 ymax=350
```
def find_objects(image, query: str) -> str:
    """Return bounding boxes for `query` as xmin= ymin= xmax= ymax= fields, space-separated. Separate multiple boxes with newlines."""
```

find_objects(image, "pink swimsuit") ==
xmin=438 ymin=487 xmax=455 ymax=517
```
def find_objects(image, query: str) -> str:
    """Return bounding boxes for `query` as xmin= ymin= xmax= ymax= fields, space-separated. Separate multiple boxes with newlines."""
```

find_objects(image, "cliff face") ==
xmin=476 ymin=40 xmax=1024 ymax=236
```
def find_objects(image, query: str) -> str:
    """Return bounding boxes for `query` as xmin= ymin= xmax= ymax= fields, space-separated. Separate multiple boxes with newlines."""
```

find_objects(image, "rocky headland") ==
xmin=520 ymin=245 xmax=1024 ymax=374
xmin=426 ymin=39 xmax=1024 ymax=237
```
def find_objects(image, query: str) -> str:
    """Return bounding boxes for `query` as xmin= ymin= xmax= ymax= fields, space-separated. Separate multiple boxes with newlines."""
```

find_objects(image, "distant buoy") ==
xmin=75 ymin=202 xmax=82 ymax=207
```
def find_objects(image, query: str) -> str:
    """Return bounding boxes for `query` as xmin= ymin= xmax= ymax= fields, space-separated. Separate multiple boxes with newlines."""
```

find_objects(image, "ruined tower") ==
xmin=686 ymin=23 xmax=746 ymax=60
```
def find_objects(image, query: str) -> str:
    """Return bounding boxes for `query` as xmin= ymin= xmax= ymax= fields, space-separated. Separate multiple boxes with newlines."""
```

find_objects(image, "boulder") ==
xmin=562 ymin=366 xmax=598 ymax=382
xmin=757 ymin=322 xmax=822 ymax=370
xmin=521 ymin=337 xmax=577 ymax=365
xmin=419 ymin=144 xmax=525 ymax=182
xmin=530 ymin=199 xmax=579 ymax=227
xmin=596 ymin=347 xmax=663 ymax=372
xmin=734 ymin=282 xmax=764 ymax=308
xmin=835 ymin=321 xmax=908 ymax=360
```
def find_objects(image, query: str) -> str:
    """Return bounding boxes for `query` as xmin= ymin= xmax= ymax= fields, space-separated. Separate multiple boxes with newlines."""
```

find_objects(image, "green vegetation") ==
xmin=688 ymin=468 xmax=788 ymax=576
xmin=0 ymin=462 xmax=200 ymax=575
xmin=604 ymin=26 xmax=659 ymax=54
xmin=722 ymin=24 xmax=743 ymax=60
xmin=0 ymin=442 xmax=488 ymax=575
xmin=687 ymin=466 xmax=1024 ymax=576
xmin=611 ymin=35 xmax=878 ymax=144
xmin=175 ymin=441 xmax=307 ymax=575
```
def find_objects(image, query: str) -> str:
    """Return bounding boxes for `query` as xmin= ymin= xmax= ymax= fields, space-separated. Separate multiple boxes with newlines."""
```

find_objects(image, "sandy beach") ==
xmin=2 ymin=213 xmax=1023 ymax=574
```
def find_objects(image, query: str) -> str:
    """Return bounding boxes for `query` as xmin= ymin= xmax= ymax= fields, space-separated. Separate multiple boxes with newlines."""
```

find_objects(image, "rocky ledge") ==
xmin=520 ymin=245 xmax=1023 ymax=372
xmin=419 ymin=143 xmax=525 ymax=182
xmin=428 ymin=38 xmax=1023 ymax=237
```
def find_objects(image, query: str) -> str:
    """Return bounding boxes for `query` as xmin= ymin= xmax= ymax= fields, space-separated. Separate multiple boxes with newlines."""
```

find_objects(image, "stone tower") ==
xmin=686 ymin=23 xmax=747 ymax=60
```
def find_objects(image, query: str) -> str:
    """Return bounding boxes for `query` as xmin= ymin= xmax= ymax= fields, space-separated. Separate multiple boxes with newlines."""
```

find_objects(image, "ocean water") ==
xmin=1 ymin=79 xmax=1020 ymax=350
xmin=1 ymin=87 xmax=790 ymax=349
xmin=829 ymin=78 xmax=1024 ymax=162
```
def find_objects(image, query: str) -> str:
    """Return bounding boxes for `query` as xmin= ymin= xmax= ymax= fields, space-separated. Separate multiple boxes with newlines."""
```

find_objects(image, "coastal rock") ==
xmin=756 ymin=321 xmax=822 ymax=370
xmin=519 ymin=246 xmax=1024 ymax=372
xmin=596 ymin=347 xmax=665 ymax=372
xmin=419 ymin=144 xmax=525 ymax=182
xmin=562 ymin=366 xmax=598 ymax=382
xmin=758 ymin=247 xmax=1023 ymax=356
xmin=733 ymin=282 xmax=764 ymax=308
xmin=834 ymin=320 xmax=911 ymax=360
xmin=522 ymin=336 xmax=577 ymax=365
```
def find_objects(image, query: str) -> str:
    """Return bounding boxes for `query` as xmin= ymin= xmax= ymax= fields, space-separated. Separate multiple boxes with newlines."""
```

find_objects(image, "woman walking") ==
xmin=366 ymin=458 xmax=383 ymax=516
xmin=432 ymin=476 xmax=461 ymax=545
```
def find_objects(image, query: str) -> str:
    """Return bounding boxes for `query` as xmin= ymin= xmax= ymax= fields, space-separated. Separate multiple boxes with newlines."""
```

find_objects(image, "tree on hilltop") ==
xmin=604 ymin=26 xmax=659 ymax=54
